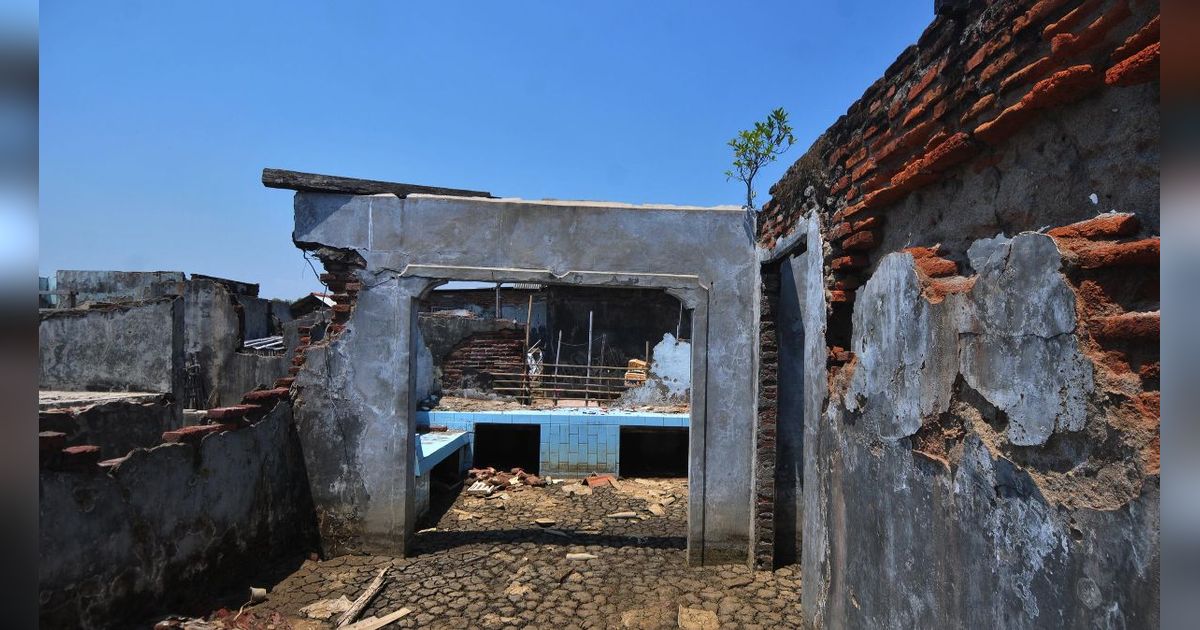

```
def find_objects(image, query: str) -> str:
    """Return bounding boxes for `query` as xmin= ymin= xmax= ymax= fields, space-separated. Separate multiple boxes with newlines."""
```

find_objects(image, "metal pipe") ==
xmin=585 ymin=310 xmax=593 ymax=407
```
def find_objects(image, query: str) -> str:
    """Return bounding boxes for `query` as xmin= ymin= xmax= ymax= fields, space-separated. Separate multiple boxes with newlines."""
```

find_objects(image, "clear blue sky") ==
xmin=40 ymin=1 xmax=932 ymax=299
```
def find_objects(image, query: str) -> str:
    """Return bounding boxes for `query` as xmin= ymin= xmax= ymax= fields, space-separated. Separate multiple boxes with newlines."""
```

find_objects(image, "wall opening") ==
xmin=773 ymin=252 xmax=807 ymax=567
xmin=472 ymin=423 xmax=541 ymax=474
xmin=619 ymin=427 xmax=688 ymax=477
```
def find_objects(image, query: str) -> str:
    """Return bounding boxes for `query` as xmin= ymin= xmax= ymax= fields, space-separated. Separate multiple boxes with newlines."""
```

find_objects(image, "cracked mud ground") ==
xmin=253 ymin=478 xmax=802 ymax=629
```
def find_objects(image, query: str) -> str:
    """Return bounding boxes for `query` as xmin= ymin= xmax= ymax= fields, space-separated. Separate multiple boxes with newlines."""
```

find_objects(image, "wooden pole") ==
xmin=585 ymin=311 xmax=593 ymax=407
xmin=525 ymin=294 xmax=533 ymax=347
xmin=495 ymin=283 xmax=502 ymax=320
xmin=645 ymin=341 xmax=650 ymax=364
xmin=676 ymin=302 xmax=683 ymax=340
xmin=554 ymin=330 xmax=563 ymax=407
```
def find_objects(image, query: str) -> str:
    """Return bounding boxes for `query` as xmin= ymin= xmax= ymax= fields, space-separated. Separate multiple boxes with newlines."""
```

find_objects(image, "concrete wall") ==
xmin=182 ymin=280 xmax=288 ymax=407
xmin=38 ymin=402 xmax=317 ymax=628
xmin=289 ymin=192 xmax=758 ymax=564
xmin=39 ymin=395 xmax=181 ymax=459
xmin=54 ymin=270 xmax=185 ymax=304
xmin=759 ymin=0 xmax=1160 ymax=625
xmin=39 ymin=297 xmax=184 ymax=395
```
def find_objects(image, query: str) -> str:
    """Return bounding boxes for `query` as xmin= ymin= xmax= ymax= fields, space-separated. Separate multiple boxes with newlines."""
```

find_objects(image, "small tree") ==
xmin=725 ymin=108 xmax=795 ymax=209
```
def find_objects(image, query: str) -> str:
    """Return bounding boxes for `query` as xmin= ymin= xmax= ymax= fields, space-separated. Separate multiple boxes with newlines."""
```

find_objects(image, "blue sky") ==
xmin=39 ymin=1 xmax=931 ymax=299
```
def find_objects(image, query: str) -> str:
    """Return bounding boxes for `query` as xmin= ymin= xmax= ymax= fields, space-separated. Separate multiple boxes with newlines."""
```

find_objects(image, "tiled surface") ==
xmin=416 ymin=409 xmax=690 ymax=476
xmin=414 ymin=430 xmax=469 ymax=476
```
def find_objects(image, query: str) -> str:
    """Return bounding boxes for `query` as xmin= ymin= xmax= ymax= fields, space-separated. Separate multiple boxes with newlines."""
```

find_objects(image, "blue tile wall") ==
xmin=416 ymin=409 xmax=688 ymax=477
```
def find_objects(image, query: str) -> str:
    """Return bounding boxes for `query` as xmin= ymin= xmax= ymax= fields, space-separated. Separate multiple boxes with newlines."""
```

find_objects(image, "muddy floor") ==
xmin=244 ymin=478 xmax=801 ymax=629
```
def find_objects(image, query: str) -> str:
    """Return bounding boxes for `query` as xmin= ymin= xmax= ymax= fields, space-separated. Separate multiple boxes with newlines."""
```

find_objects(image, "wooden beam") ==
xmin=262 ymin=168 xmax=492 ymax=198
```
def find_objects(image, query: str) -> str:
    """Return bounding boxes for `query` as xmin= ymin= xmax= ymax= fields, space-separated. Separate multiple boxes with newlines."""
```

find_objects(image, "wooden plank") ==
xmin=336 ymin=566 xmax=389 ymax=628
xmin=262 ymin=168 xmax=492 ymax=198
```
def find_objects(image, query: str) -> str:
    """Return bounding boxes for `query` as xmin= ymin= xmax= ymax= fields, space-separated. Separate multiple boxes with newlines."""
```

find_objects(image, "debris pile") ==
xmin=467 ymin=466 xmax=548 ymax=493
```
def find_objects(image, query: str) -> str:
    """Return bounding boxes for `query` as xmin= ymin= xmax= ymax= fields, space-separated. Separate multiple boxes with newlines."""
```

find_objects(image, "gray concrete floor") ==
xmin=253 ymin=478 xmax=802 ymax=629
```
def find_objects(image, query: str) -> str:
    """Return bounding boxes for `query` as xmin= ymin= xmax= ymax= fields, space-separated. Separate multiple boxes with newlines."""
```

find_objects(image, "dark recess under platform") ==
xmin=472 ymin=423 xmax=541 ymax=475
xmin=619 ymin=427 xmax=688 ymax=477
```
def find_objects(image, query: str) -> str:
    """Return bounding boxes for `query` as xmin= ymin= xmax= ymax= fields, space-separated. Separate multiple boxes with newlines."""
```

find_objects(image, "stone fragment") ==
xmin=565 ymin=552 xmax=597 ymax=561
xmin=678 ymin=605 xmax=719 ymax=630
xmin=647 ymin=503 xmax=666 ymax=516
xmin=534 ymin=518 xmax=556 ymax=527
xmin=299 ymin=595 xmax=353 ymax=620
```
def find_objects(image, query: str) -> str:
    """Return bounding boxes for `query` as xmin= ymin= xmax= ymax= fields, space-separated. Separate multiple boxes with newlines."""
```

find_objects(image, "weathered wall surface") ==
xmin=416 ymin=314 xmax=519 ymax=364
xmin=38 ymin=402 xmax=317 ymax=629
xmin=54 ymin=270 xmax=185 ymax=304
xmin=758 ymin=0 xmax=1159 ymax=625
xmin=289 ymin=192 xmax=758 ymax=564
xmin=183 ymin=280 xmax=288 ymax=407
xmin=39 ymin=395 xmax=180 ymax=459
xmin=39 ymin=297 xmax=185 ymax=394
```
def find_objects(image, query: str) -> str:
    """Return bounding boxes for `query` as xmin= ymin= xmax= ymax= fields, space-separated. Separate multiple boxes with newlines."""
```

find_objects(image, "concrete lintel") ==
xmin=398 ymin=264 xmax=708 ymax=292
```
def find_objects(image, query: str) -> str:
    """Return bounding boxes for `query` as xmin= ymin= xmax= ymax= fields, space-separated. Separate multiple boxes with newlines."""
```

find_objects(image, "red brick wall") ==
xmin=760 ymin=0 xmax=1159 ymax=260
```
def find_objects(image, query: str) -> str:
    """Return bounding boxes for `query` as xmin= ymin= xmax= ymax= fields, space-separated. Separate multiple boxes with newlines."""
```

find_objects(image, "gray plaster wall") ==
xmin=800 ymin=236 xmax=1158 ymax=628
xmin=290 ymin=192 xmax=759 ymax=564
xmin=38 ymin=402 xmax=317 ymax=629
xmin=183 ymin=280 xmax=287 ymax=407
xmin=55 ymin=270 xmax=185 ymax=304
xmin=39 ymin=297 xmax=184 ymax=395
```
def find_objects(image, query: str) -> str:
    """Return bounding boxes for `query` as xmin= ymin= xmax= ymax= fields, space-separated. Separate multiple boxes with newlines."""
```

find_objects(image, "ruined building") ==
xmin=38 ymin=0 xmax=1159 ymax=626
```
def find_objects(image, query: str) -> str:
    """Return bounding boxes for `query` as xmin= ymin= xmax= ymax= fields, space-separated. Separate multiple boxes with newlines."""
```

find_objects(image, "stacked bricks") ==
xmin=756 ymin=0 xmax=1158 ymax=398
xmin=1049 ymin=213 xmax=1159 ymax=472
xmin=440 ymin=329 xmax=526 ymax=391
xmin=760 ymin=0 xmax=1159 ymax=312
xmin=754 ymin=268 xmax=780 ymax=568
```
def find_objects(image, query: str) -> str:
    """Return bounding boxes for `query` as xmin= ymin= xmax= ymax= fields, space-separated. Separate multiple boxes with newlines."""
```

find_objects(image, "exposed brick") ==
xmin=1111 ymin=15 xmax=1159 ymax=63
xmin=40 ymin=431 xmax=67 ymax=459
xmin=1050 ymin=0 xmax=1130 ymax=58
xmin=1105 ymin=42 xmax=1159 ymax=86
xmin=830 ymin=175 xmax=852 ymax=196
xmin=274 ymin=376 xmax=296 ymax=388
xmin=922 ymin=132 xmax=977 ymax=174
xmin=242 ymin=387 xmax=291 ymax=403
xmin=1043 ymin=0 xmax=1104 ymax=40
xmin=1013 ymin=0 xmax=1071 ymax=35
xmin=999 ymin=56 xmax=1059 ymax=94
xmin=1059 ymin=237 xmax=1159 ymax=268
xmin=875 ymin=118 xmax=940 ymax=164
xmin=829 ymin=290 xmax=856 ymax=303
xmin=974 ymin=101 xmax=1034 ymax=145
xmin=903 ymin=245 xmax=943 ymax=260
xmin=207 ymin=405 xmax=260 ymax=420
xmin=829 ymin=221 xmax=854 ymax=241
xmin=960 ymin=93 xmax=997 ymax=126
xmin=1047 ymin=213 xmax=1140 ymax=239
xmin=841 ymin=230 xmax=878 ymax=251
xmin=58 ymin=445 xmax=102 ymax=472
xmin=906 ymin=58 xmax=948 ymax=102
xmin=1088 ymin=311 xmax=1159 ymax=340
xmin=915 ymin=256 xmax=959 ymax=278
xmin=965 ymin=32 xmax=1012 ymax=73
xmin=901 ymin=83 xmax=947 ymax=126
xmin=844 ymin=145 xmax=869 ymax=170
xmin=163 ymin=423 xmax=236 ymax=444
xmin=831 ymin=255 xmax=870 ymax=271
xmin=979 ymin=48 xmax=1023 ymax=86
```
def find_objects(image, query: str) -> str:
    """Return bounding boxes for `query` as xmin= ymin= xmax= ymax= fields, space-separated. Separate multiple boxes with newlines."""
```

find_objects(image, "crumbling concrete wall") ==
xmin=54 ymin=270 xmax=185 ymax=304
xmin=38 ymin=402 xmax=317 ymax=629
xmin=39 ymin=297 xmax=185 ymax=395
xmin=758 ymin=0 xmax=1159 ymax=625
xmin=183 ymin=279 xmax=288 ymax=407
xmin=620 ymin=333 xmax=692 ymax=405
xmin=39 ymin=394 xmax=180 ymax=459
xmin=287 ymin=192 xmax=758 ymax=565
